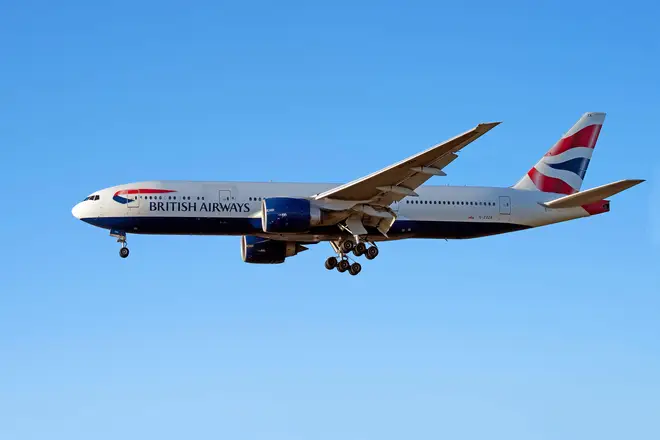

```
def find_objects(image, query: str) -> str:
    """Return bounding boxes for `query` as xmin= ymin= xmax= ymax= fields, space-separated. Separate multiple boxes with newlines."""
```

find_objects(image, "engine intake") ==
xmin=241 ymin=236 xmax=308 ymax=264
xmin=261 ymin=197 xmax=321 ymax=233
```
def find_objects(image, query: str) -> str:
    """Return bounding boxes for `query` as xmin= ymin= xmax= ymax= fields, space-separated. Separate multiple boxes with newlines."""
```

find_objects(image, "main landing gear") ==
xmin=111 ymin=230 xmax=130 ymax=259
xmin=324 ymin=239 xmax=378 ymax=276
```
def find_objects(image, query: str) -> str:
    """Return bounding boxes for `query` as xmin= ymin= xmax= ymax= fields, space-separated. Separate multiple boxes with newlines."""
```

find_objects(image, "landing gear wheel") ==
xmin=353 ymin=242 xmax=367 ymax=257
xmin=348 ymin=262 xmax=362 ymax=276
xmin=119 ymin=247 xmax=130 ymax=258
xmin=337 ymin=259 xmax=350 ymax=273
xmin=365 ymin=246 xmax=379 ymax=260
xmin=341 ymin=240 xmax=355 ymax=253
xmin=325 ymin=256 xmax=338 ymax=270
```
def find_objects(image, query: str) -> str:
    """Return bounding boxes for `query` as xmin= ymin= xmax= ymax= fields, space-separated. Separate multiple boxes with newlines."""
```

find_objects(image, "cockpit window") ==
xmin=83 ymin=195 xmax=100 ymax=201
xmin=94 ymin=195 xmax=100 ymax=200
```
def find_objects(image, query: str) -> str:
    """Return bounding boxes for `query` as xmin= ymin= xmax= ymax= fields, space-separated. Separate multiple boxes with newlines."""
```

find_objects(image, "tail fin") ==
xmin=513 ymin=112 xmax=606 ymax=194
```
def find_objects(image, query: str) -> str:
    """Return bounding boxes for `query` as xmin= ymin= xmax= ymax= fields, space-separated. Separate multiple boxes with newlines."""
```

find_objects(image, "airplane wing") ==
xmin=315 ymin=122 xmax=500 ymax=206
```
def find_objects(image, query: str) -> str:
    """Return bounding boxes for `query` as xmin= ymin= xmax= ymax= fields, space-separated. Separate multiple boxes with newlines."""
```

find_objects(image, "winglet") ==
xmin=478 ymin=122 xmax=502 ymax=130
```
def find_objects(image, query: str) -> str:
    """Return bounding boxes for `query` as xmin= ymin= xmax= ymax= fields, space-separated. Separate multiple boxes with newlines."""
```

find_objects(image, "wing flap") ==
xmin=542 ymin=179 xmax=644 ymax=209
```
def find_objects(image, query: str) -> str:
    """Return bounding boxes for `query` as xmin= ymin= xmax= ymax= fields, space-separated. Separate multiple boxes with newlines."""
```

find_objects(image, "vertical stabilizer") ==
xmin=513 ymin=112 xmax=605 ymax=194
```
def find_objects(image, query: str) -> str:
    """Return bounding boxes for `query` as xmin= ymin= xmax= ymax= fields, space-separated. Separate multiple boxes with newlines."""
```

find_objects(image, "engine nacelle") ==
xmin=261 ymin=197 xmax=321 ymax=233
xmin=241 ymin=235 xmax=308 ymax=264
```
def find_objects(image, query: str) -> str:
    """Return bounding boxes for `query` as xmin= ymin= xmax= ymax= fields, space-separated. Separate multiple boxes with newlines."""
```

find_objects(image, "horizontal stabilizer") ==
xmin=542 ymin=179 xmax=644 ymax=209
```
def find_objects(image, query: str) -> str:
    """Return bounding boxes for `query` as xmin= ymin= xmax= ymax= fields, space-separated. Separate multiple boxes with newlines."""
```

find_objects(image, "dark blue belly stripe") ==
xmin=81 ymin=216 xmax=530 ymax=240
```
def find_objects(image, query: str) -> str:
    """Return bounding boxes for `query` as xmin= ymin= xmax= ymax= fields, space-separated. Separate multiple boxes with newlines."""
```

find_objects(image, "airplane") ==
xmin=72 ymin=112 xmax=643 ymax=275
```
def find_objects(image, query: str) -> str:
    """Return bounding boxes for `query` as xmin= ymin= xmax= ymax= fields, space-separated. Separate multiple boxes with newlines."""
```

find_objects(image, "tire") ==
xmin=119 ymin=247 xmax=130 ymax=258
xmin=365 ymin=246 xmax=378 ymax=260
xmin=341 ymin=240 xmax=354 ymax=253
xmin=337 ymin=259 xmax=350 ymax=272
xmin=325 ymin=256 xmax=338 ymax=270
xmin=354 ymin=242 xmax=367 ymax=256
xmin=349 ymin=262 xmax=361 ymax=276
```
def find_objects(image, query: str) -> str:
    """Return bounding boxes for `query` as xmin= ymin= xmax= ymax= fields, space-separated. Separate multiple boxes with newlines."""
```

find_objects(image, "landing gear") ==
xmin=111 ymin=229 xmax=130 ymax=259
xmin=325 ymin=256 xmax=338 ymax=270
xmin=365 ymin=245 xmax=379 ymax=260
xmin=348 ymin=262 xmax=362 ymax=276
xmin=341 ymin=239 xmax=355 ymax=253
xmin=353 ymin=242 xmax=367 ymax=257
xmin=337 ymin=259 xmax=350 ymax=273
xmin=325 ymin=240 xmax=378 ymax=275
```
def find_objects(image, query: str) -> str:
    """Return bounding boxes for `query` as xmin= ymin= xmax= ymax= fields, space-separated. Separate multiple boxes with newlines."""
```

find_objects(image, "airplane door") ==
xmin=127 ymin=190 xmax=140 ymax=208
xmin=218 ymin=189 xmax=233 ymax=216
xmin=499 ymin=196 xmax=511 ymax=217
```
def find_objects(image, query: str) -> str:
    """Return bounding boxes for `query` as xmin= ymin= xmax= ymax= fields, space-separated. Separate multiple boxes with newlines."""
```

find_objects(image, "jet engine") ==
xmin=261 ymin=197 xmax=322 ymax=233
xmin=241 ymin=235 xmax=308 ymax=264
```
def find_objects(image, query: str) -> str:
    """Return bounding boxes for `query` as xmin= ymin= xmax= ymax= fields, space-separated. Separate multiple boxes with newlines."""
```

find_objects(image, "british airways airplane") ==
xmin=72 ymin=112 xmax=642 ymax=275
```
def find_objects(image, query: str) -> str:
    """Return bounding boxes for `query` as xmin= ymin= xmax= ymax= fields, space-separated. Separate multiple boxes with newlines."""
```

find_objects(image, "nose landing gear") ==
xmin=119 ymin=246 xmax=130 ymax=258
xmin=111 ymin=229 xmax=130 ymax=259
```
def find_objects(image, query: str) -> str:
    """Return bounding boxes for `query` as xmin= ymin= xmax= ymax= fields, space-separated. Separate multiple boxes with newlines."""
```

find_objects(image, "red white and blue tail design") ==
xmin=513 ymin=112 xmax=605 ymax=194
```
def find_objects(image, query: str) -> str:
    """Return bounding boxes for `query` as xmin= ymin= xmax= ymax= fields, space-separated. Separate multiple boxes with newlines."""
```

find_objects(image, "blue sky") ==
xmin=1 ymin=1 xmax=659 ymax=439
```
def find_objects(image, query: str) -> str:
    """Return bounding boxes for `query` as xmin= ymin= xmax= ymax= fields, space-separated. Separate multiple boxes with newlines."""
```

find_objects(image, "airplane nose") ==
xmin=72 ymin=203 xmax=82 ymax=219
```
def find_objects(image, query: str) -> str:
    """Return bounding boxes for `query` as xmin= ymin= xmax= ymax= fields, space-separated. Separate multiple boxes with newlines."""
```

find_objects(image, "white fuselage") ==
xmin=71 ymin=181 xmax=603 ymax=242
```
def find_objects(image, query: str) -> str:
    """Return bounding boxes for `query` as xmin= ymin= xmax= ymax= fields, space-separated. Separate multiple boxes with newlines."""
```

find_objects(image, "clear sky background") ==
xmin=1 ymin=1 xmax=659 ymax=439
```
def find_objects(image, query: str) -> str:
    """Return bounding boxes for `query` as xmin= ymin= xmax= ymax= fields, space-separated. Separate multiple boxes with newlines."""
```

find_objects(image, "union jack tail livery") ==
xmin=513 ymin=112 xmax=605 ymax=194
